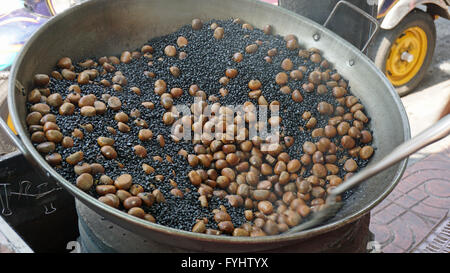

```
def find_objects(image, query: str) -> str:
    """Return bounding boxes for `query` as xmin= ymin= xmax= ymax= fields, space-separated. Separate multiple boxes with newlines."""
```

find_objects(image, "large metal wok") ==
xmin=3 ymin=0 xmax=410 ymax=252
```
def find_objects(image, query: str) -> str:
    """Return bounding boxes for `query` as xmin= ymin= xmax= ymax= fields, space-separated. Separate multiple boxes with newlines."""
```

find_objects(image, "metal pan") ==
xmin=4 ymin=0 xmax=410 ymax=252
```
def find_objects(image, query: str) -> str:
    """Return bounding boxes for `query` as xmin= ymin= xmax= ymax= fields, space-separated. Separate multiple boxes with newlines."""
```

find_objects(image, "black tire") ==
xmin=367 ymin=9 xmax=436 ymax=96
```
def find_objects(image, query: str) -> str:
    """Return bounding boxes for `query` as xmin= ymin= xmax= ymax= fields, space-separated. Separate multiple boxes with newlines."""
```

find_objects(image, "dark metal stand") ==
xmin=279 ymin=0 xmax=378 ymax=52
xmin=0 ymin=152 xmax=78 ymax=252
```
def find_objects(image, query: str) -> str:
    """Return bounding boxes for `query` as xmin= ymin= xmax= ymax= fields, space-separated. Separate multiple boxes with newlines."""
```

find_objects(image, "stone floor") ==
xmin=370 ymin=146 xmax=450 ymax=253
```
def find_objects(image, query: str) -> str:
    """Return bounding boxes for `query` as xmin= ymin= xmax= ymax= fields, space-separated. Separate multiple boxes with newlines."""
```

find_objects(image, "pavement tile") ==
xmin=424 ymin=179 xmax=450 ymax=198
xmin=393 ymin=194 xmax=421 ymax=209
xmin=407 ymin=170 xmax=449 ymax=186
xmin=408 ymin=160 xmax=450 ymax=171
xmin=372 ymin=203 xmax=405 ymax=225
xmin=396 ymin=175 xmax=422 ymax=193
xmin=416 ymin=170 xmax=450 ymax=182
xmin=400 ymin=211 xmax=435 ymax=246
xmin=421 ymin=195 xmax=450 ymax=209
xmin=371 ymin=199 xmax=393 ymax=216
xmin=369 ymin=222 xmax=392 ymax=245
xmin=389 ymin=218 xmax=415 ymax=250
xmin=411 ymin=217 xmax=450 ymax=253
xmin=427 ymin=151 xmax=450 ymax=160
xmin=408 ymin=186 xmax=429 ymax=201
xmin=415 ymin=163 xmax=449 ymax=171
xmin=385 ymin=190 xmax=403 ymax=202
xmin=423 ymin=155 xmax=450 ymax=164
xmin=370 ymin=146 xmax=450 ymax=253
xmin=382 ymin=243 xmax=405 ymax=253
xmin=411 ymin=202 xmax=448 ymax=219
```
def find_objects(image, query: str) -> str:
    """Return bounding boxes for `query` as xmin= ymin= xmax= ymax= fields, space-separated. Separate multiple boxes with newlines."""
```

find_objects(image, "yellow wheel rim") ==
xmin=7 ymin=114 xmax=17 ymax=135
xmin=385 ymin=26 xmax=428 ymax=86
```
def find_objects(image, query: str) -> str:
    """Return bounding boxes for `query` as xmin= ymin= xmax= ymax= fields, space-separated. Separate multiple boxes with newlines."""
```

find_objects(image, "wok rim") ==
xmin=8 ymin=0 xmax=410 ymax=245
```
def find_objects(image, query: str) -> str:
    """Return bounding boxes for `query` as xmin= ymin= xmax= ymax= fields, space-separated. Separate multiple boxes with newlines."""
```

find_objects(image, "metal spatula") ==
xmin=285 ymin=114 xmax=450 ymax=234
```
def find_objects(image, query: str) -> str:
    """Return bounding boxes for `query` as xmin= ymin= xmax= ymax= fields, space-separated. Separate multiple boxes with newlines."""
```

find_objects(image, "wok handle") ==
xmin=331 ymin=114 xmax=450 ymax=196
xmin=323 ymin=0 xmax=380 ymax=53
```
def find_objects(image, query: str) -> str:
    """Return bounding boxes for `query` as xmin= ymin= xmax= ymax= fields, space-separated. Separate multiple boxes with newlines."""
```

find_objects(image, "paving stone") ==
xmin=412 ymin=217 xmax=450 ymax=253
xmin=418 ymin=170 xmax=450 ymax=181
xmin=424 ymin=179 xmax=450 ymax=198
xmin=372 ymin=203 xmax=405 ymax=225
xmin=389 ymin=218 xmax=415 ymax=250
xmin=411 ymin=159 xmax=450 ymax=169
xmin=396 ymin=170 xmax=449 ymax=194
xmin=369 ymin=222 xmax=392 ymax=244
xmin=408 ymin=186 xmax=429 ymax=201
xmin=382 ymin=243 xmax=404 ymax=253
xmin=411 ymin=202 xmax=448 ymax=219
xmin=385 ymin=190 xmax=403 ymax=202
xmin=401 ymin=211 xmax=435 ymax=245
xmin=393 ymin=194 xmax=421 ymax=209
xmin=421 ymin=195 xmax=450 ymax=209
xmin=370 ymin=146 xmax=450 ymax=253
xmin=371 ymin=199 xmax=393 ymax=215
xmin=396 ymin=175 xmax=423 ymax=193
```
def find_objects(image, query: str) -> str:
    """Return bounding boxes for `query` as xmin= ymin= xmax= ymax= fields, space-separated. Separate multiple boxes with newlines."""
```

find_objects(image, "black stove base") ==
xmin=0 ymin=152 xmax=79 ymax=252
